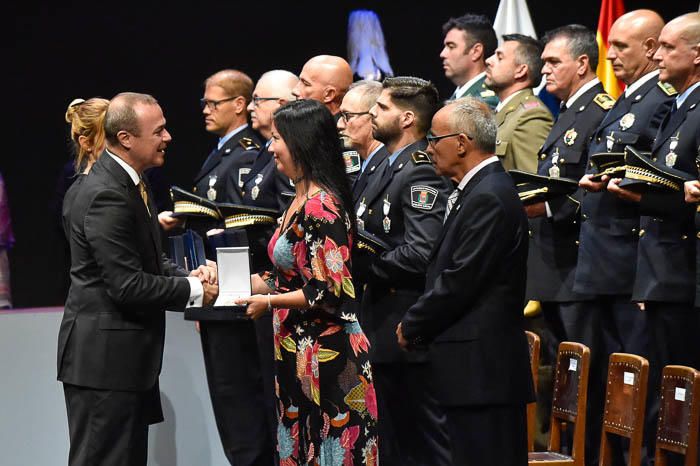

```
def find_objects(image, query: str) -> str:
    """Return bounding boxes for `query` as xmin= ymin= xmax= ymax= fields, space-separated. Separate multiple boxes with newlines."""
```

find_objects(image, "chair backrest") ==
xmin=600 ymin=353 xmax=649 ymax=466
xmin=525 ymin=330 xmax=541 ymax=452
xmin=548 ymin=341 xmax=590 ymax=463
xmin=654 ymin=365 xmax=700 ymax=466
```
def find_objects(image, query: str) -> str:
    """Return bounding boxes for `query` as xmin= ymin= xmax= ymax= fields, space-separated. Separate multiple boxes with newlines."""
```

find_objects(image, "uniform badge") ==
xmin=619 ymin=113 xmax=635 ymax=131
xmin=410 ymin=185 xmax=438 ymax=210
xmin=207 ymin=175 xmax=218 ymax=201
xmin=343 ymin=150 xmax=361 ymax=174
xmin=548 ymin=148 xmax=561 ymax=178
xmin=238 ymin=168 xmax=251 ymax=188
xmin=658 ymin=81 xmax=678 ymax=96
xmin=251 ymin=174 xmax=263 ymax=200
xmin=382 ymin=197 xmax=391 ymax=233
xmin=666 ymin=134 xmax=679 ymax=167
xmin=606 ymin=132 xmax=616 ymax=152
xmin=564 ymin=129 xmax=577 ymax=146
xmin=594 ymin=93 xmax=615 ymax=110
xmin=356 ymin=197 xmax=367 ymax=230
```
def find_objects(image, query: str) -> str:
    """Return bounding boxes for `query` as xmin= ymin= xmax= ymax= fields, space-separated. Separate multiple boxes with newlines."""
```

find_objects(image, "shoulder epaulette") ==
xmin=658 ymin=81 xmax=678 ymax=96
xmin=411 ymin=150 xmax=432 ymax=165
xmin=521 ymin=98 xmax=543 ymax=110
xmin=239 ymin=137 xmax=260 ymax=151
xmin=480 ymin=89 xmax=496 ymax=98
xmin=594 ymin=93 xmax=615 ymax=110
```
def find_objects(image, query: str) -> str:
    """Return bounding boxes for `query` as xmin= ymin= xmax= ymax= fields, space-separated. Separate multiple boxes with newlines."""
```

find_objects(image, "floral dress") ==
xmin=262 ymin=189 xmax=379 ymax=466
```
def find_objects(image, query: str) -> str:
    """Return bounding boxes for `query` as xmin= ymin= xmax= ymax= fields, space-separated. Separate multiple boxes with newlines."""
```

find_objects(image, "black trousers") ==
xmin=444 ymin=404 xmax=528 ymax=466
xmin=63 ymin=382 xmax=162 ymax=466
xmin=200 ymin=320 xmax=275 ymax=466
xmin=372 ymin=362 xmax=451 ymax=466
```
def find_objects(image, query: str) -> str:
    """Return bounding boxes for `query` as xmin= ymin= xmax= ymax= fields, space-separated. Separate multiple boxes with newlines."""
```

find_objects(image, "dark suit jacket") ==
xmin=401 ymin=161 xmax=534 ymax=407
xmin=633 ymin=86 xmax=700 ymax=303
xmin=192 ymin=125 xmax=262 ymax=204
xmin=352 ymin=145 xmax=390 ymax=207
xmin=527 ymin=82 xmax=609 ymax=301
xmin=358 ymin=139 xmax=451 ymax=363
xmin=58 ymin=152 xmax=191 ymax=392
xmin=575 ymin=77 xmax=675 ymax=295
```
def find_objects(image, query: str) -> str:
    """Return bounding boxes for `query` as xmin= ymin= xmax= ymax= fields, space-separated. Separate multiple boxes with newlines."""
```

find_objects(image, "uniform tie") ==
xmin=138 ymin=179 xmax=151 ymax=216
xmin=444 ymin=188 xmax=460 ymax=223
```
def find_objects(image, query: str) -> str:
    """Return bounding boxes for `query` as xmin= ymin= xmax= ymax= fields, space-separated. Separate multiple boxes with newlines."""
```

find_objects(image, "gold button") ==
xmin=575 ymin=240 xmax=580 ymax=245
xmin=697 ymin=232 xmax=700 ymax=239
xmin=540 ymin=154 xmax=546 ymax=160
xmin=682 ymin=235 xmax=688 ymax=240
xmin=368 ymin=209 xmax=373 ymax=215
xmin=528 ymin=230 xmax=533 ymax=237
xmin=582 ymin=214 xmax=588 ymax=219
xmin=632 ymin=228 xmax=637 ymax=234
xmin=639 ymin=229 xmax=645 ymax=237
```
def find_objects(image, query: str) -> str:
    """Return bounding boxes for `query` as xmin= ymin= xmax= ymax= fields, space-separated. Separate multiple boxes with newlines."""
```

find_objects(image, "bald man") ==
xmin=574 ymin=10 xmax=676 ymax=464
xmin=610 ymin=12 xmax=700 ymax=464
xmin=292 ymin=55 xmax=353 ymax=115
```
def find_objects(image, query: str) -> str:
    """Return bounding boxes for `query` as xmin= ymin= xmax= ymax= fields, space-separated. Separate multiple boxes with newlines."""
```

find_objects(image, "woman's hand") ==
xmin=251 ymin=273 xmax=273 ymax=295
xmin=236 ymin=294 xmax=270 ymax=320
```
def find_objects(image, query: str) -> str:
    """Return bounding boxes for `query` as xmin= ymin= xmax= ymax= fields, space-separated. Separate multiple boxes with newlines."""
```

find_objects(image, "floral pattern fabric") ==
xmin=264 ymin=190 xmax=378 ymax=465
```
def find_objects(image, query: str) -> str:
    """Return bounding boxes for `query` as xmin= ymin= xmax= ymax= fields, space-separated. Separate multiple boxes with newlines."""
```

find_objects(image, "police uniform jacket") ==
xmin=352 ymin=145 xmax=390 ymax=209
xmin=527 ymin=82 xmax=610 ymax=301
xmin=358 ymin=139 xmax=450 ymax=363
xmin=574 ymin=77 xmax=676 ymax=295
xmin=192 ymin=125 xmax=262 ymax=204
xmin=495 ymin=89 xmax=553 ymax=173
xmin=453 ymin=73 xmax=499 ymax=109
xmin=401 ymin=161 xmax=534 ymax=406
xmin=633 ymin=86 xmax=700 ymax=303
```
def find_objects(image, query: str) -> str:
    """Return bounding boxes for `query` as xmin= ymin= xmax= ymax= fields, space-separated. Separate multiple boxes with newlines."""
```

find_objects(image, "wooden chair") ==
xmin=599 ymin=353 xmax=649 ymax=466
xmin=528 ymin=342 xmax=590 ymax=466
xmin=526 ymin=330 xmax=541 ymax=452
xmin=654 ymin=365 xmax=700 ymax=466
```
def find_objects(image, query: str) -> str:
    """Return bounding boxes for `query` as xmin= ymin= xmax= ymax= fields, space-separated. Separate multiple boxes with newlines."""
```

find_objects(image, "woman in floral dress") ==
xmin=240 ymin=99 xmax=378 ymax=465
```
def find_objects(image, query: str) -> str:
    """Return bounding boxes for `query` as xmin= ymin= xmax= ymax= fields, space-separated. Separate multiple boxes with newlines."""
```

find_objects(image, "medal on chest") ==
xmin=207 ymin=175 xmax=218 ymax=201
xmin=382 ymin=196 xmax=391 ymax=233
xmin=564 ymin=129 xmax=577 ymax=146
xmin=619 ymin=113 xmax=635 ymax=131
xmin=251 ymin=174 xmax=263 ymax=200
xmin=665 ymin=133 xmax=679 ymax=167
xmin=356 ymin=197 xmax=367 ymax=230
xmin=606 ymin=131 xmax=616 ymax=152
xmin=548 ymin=148 xmax=561 ymax=178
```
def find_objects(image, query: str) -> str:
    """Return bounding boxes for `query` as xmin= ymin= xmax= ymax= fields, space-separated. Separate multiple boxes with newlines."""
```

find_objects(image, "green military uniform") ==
xmin=452 ymin=73 xmax=499 ymax=109
xmin=495 ymin=89 xmax=553 ymax=173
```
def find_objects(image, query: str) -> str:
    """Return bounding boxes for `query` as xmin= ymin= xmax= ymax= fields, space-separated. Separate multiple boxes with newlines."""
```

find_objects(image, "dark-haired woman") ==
xmin=239 ymin=100 xmax=378 ymax=465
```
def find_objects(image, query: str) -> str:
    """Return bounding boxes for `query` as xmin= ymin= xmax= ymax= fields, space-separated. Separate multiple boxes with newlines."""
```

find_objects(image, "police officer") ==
xmin=440 ymin=13 xmax=499 ymax=107
xmin=486 ymin=34 xmax=553 ymax=173
xmin=360 ymin=76 xmax=451 ymax=465
xmin=607 ymin=12 xmax=700 ymax=463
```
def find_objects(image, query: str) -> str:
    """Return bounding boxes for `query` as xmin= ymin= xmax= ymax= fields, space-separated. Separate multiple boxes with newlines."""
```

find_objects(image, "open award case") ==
xmin=183 ymin=246 xmax=251 ymax=321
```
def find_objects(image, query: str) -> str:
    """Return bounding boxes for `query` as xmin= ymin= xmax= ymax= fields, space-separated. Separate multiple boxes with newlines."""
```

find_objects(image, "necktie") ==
xmin=443 ymin=188 xmax=460 ymax=223
xmin=138 ymin=179 xmax=151 ymax=216
xmin=670 ymin=100 xmax=678 ymax=115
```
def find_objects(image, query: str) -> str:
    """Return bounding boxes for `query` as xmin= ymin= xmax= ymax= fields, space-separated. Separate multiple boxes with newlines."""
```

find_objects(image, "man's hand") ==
xmin=190 ymin=263 xmax=217 ymax=285
xmin=607 ymin=178 xmax=641 ymax=203
xmin=236 ymin=295 xmax=270 ymax=320
xmin=524 ymin=201 xmax=546 ymax=218
xmin=396 ymin=322 xmax=409 ymax=350
xmin=158 ymin=211 xmax=184 ymax=231
xmin=202 ymin=282 xmax=219 ymax=306
xmin=579 ymin=174 xmax=609 ymax=193
xmin=684 ymin=180 xmax=700 ymax=203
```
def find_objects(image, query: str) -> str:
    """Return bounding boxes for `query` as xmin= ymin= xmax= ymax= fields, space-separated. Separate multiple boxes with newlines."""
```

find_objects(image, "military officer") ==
xmin=360 ymin=76 xmax=451 ymax=465
xmin=532 ymin=24 xmax=614 ymax=464
xmin=486 ymin=34 xmax=553 ymax=173
xmin=440 ymin=13 xmax=499 ymax=107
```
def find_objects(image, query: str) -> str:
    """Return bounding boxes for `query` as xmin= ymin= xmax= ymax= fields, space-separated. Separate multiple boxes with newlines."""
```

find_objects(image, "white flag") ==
xmin=493 ymin=0 xmax=537 ymax=41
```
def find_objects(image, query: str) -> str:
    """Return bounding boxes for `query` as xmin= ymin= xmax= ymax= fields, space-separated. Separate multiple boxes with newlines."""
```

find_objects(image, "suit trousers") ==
xmin=200 ymin=321 xmax=275 ymax=466
xmin=63 ymin=382 xmax=162 ymax=466
xmin=444 ymin=404 xmax=528 ymax=466
xmin=373 ymin=361 xmax=451 ymax=466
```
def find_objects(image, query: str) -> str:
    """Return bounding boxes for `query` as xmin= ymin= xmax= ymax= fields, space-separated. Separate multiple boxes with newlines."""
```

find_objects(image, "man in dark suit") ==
xmin=58 ymin=92 xmax=217 ymax=466
xmin=608 ymin=13 xmax=700 ymax=462
xmin=398 ymin=96 xmax=534 ymax=466
xmin=360 ymin=76 xmax=451 ymax=465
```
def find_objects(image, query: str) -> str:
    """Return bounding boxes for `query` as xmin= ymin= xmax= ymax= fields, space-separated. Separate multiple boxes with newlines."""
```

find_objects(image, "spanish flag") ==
xmin=596 ymin=0 xmax=626 ymax=97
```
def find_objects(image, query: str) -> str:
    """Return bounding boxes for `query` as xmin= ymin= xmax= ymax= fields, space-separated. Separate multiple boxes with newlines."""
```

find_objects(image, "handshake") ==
xmin=189 ymin=260 xmax=219 ymax=306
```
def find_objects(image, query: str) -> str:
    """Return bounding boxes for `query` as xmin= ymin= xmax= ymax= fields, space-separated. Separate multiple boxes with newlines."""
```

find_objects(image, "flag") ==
xmin=596 ymin=0 xmax=626 ymax=97
xmin=493 ymin=0 xmax=560 ymax=117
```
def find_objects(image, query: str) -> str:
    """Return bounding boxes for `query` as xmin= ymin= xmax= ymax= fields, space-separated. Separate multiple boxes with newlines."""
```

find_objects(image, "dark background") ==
xmin=7 ymin=0 xmax=698 ymax=307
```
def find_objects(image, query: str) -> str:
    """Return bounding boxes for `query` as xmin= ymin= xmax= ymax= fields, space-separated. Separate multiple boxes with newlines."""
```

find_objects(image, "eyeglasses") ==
xmin=252 ymin=96 xmax=281 ymax=107
xmin=339 ymin=111 xmax=371 ymax=122
xmin=426 ymin=132 xmax=472 ymax=147
xmin=199 ymin=96 xmax=238 ymax=111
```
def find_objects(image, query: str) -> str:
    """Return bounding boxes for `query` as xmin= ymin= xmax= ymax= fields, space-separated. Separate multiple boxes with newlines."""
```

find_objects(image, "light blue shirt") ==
xmin=676 ymin=81 xmax=700 ymax=110
xmin=361 ymin=144 xmax=385 ymax=173
xmin=217 ymin=124 xmax=248 ymax=151
xmin=388 ymin=143 xmax=411 ymax=166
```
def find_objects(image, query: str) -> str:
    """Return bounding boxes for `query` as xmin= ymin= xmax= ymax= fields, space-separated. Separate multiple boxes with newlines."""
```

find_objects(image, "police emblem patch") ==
xmin=343 ymin=150 xmax=361 ymax=173
xmin=564 ymin=129 xmax=578 ymax=146
xmin=410 ymin=185 xmax=438 ymax=210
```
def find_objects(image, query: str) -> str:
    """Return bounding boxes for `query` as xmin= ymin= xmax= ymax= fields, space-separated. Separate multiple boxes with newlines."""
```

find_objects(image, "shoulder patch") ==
xmin=594 ymin=93 xmax=615 ymax=110
xmin=480 ymin=89 xmax=496 ymax=98
xmin=411 ymin=150 xmax=432 ymax=165
xmin=239 ymin=137 xmax=260 ymax=151
xmin=658 ymin=81 xmax=678 ymax=96
xmin=410 ymin=185 xmax=438 ymax=210
xmin=522 ymin=99 xmax=542 ymax=110
xmin=342 ymin=150 xmax=361 ymax=174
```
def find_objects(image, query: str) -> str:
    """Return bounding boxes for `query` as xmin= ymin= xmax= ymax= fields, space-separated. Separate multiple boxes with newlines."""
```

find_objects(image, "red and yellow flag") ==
xmin=596 ymin=0 xmax=626 ymax=97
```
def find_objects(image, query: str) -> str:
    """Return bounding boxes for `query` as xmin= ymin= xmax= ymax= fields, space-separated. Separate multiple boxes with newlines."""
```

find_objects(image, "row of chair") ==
xmin=524 ymin=331 xmax=700 ymax=466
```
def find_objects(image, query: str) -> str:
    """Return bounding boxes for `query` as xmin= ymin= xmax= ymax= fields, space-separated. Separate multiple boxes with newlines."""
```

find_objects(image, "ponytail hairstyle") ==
xmin=65 ymin=97 xmax=109 ymax=172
